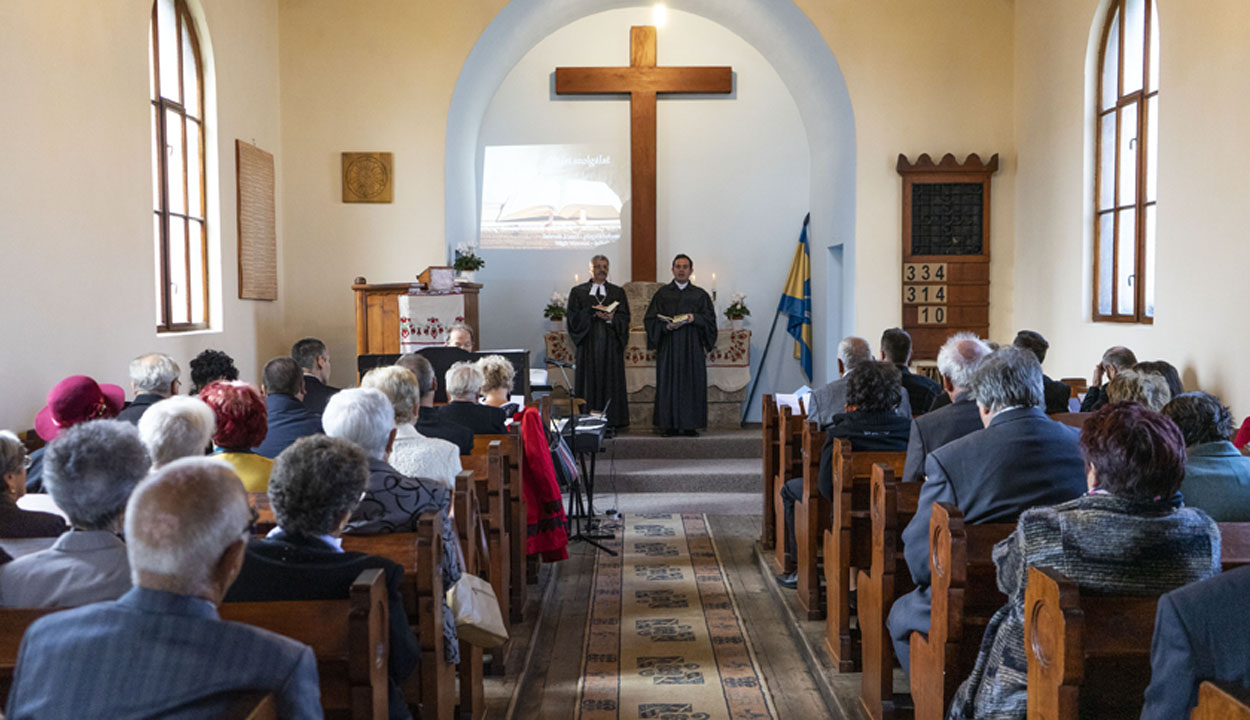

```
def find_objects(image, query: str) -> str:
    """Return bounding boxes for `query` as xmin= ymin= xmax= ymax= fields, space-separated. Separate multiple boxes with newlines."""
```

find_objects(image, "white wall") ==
xmin=475 ymin=7 xmax=812 ymax=401
xmin=0 ymin=0 xmax=283 ymax=431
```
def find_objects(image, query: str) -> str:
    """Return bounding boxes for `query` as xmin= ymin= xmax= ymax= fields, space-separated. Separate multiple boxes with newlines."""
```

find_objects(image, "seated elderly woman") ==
xmin=137 ymin=396 xmax=216 ymax=469
xmin=224 ymin=435 xmax=419 ymax=720
xmin=322 ymin=388 xmax=463 ymax=665
xmin=26 ymin=374 xmax=126 ymax=493
xmin=199 ymin=380 xmax=272 ymax=492
xmin=0 ymin=430 xmax=66 ymax=541
xmin=476 ymin=354 xmax=517 ymax=412
xmin=1163 ymin=391 xmax=1250 ymax=521
xmin=0 ymin=420 xmax=150 ymax=607
xmin=360 ymin=366 xmax=461 ymax=488
xmin=436 ymin=361 xmax=507 ymax=434
xmin=947 ymin=403 xmax=1221 ymax=720
xmin=1106 ymin=367 xmax=1172 ymax=411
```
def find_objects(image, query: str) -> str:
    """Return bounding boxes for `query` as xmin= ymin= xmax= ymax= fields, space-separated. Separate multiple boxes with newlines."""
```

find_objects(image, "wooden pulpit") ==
xmin=353 ymin=269 xmax=481 ymax=356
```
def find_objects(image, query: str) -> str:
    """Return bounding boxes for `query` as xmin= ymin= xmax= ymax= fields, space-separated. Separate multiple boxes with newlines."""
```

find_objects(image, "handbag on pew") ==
xmin=445 ymin=518 xmax=509 ymax=648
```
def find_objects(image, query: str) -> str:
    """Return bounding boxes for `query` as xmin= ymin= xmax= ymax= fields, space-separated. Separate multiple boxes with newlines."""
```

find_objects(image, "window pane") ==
xmin=188 ymin=219 xmax=205 ymax=323
xmin=165 ymin=109 xmax=185 ymax=216
xmin=1148 ymin=0 xmax=1159 ymax=93
xmin=181 ymin=19 xmax=199 ymax=117
xmin=1124 ymin=0 xmax=1145 ymax=94
xmin=1099 ymin=112 xmax=1116 ymax=210
xmin=168 ymin=215 xmax=189 ymax=325
xmin=187 ymin=120 xmax=202 ymax=218
xmin=157 ymin=0 xmax=180 ymax=102
xmin=1146 ymin=95 xmax=1158 ymax=203
xmin=1117 ymin=209 xmax=1137 ymax=315
xmin=151 ymin=106 xmax=161 ymax=210
xmin=1118 ymin=104 xmax=1138 ymax=207
xmin=154 ymin=214 xmax=163 ymax=326
xmin=1102 ymin=10 xmax=1121 ymax=109
xmin=1144 ymin=204 xmax=1156 ymax=318
xmin=1099 ymin=213 xmax=1115 ymax=316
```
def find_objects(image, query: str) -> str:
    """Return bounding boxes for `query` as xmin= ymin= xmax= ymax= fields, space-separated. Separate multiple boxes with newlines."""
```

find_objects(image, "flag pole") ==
xmin=741 ymin=305 xmax=784 ymax=426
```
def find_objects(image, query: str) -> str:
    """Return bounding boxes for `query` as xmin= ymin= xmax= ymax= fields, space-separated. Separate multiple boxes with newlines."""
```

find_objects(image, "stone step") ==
xmin=604 ymin=428 xmax=761 ymax=460
xmin=591 ymin=457 xmax=761 ymax=494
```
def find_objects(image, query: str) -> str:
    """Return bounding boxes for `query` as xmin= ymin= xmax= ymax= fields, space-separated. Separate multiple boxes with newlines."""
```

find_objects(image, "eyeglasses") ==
xmin=22 ymin=454 xmax=33 ymax=470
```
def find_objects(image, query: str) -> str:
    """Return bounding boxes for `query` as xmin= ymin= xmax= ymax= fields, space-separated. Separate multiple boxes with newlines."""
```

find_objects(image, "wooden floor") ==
xmin=486 ymin=513 xmax=839 ymax=719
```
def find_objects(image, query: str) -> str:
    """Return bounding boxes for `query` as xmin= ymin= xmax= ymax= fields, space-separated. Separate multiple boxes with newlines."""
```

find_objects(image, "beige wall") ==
xmin=1013 ymin=0 xmax=1250 ymax=414
xmin=0 ymin=0 xmax=283 ymax=430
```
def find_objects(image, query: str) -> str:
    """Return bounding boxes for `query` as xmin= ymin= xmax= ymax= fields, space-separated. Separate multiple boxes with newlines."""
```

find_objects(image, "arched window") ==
xmin=150 ymin=0 xmax=207 ymax=331
xmin=1093 ymin=0 xmax=1158 ymax=323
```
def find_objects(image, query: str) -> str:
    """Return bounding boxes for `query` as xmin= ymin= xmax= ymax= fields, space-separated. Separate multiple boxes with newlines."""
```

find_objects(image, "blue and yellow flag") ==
xmin=777 ymin=214 xmax=813 ymax=380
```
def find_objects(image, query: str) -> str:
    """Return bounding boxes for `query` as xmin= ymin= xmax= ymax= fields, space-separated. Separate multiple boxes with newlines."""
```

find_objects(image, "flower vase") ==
xmin=457 ymin=270 xmax=476 ymax=283
xmin=731 ymin=317 xmax=744 ymax=331
xmin=549 ymin=319 xmax=564 ymax=332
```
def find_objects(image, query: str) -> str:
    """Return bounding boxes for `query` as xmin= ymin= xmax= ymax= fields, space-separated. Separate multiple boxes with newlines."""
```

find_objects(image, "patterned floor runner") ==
xmin=576 ymin=513 xmax=776 ymax=720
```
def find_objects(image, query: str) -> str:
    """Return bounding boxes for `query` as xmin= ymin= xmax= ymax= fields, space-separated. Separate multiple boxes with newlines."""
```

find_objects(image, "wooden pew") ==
xmin=450 ymin=468 xmax=488 ymax=713
xmin=473 ymin=432 xmax=527 ymax=624
xmin=762 ymin=393 xmax=779 ymax=549
xmin=1025 ymin=523 xmax=1250 ymax=720
xmin=1051 ymin=412 xmax=1092 ymax=429
xmin=857 ymin=463 xmax=922 ymax=720
xmin=342 ymin=516 xmax=456 ymax=720
xmin=908 ymin=503 xmax=1014 ymax=720
xmin=771 ymin=405 xmax=806 ymax=573
xmin=1192 ymin=682 xmax=1250 ymax=720
xmin=822 ymin=439 xmax=907 ymax=670
xmin=794 ymin=419 xmax=827 ymax=619
xmin=224 ymin=692 xmax=279 ymax=720
xmin=462 ymin=440 xmax=510 ymax=671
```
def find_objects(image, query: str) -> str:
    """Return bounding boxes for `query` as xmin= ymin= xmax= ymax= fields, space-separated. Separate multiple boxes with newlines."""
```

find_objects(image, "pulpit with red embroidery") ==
xmin=352 ymin=270 xmax=482 ymax=357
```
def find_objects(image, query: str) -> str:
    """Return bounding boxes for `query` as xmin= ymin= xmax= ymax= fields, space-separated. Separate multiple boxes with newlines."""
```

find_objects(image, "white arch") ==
xmin=445 ymin=0 xmax=856 ymax=381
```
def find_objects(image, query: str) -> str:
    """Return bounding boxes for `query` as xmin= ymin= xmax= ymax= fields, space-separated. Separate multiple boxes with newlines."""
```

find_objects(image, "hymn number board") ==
xmin=897 ymin=153 xmax=999 ymax=360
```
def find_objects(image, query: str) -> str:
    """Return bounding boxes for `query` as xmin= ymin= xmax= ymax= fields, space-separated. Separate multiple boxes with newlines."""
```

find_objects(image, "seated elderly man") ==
xmin=5 ymin=457 xmax=323 ymax=719
xmin=225 ymin=435 xmax=418 ymax=720
xmin=322 ymin=389 xmax=462 ymax=668
xmin=361 ymin=366 xmax=461 ymax=488
xmin=1080 ymin=345 xmax=1137 ymax=412
xmin=808 ymin=337 xmax=911 ymax=429
xmin=137 ymin=395 xmax=216 ymax=468
xmin=886 ymin=347 xmax=1088 ymax=672
xmin=445 ymin=322 xmax=475 ymax=352
xmin=396 ymin=353 xmax=474 ymax=454
xmin=117 ymin=352 xmax=181 ymax=424
xmin=900 ymin=332 xmax=992 ymax=484
xmin=0 ymin=420 xmax=150 ymax=607
xmin=255 ymin=356 xmax=323 ymax=459
xmin=1163 ymin=391 xmax=1250 ymax=521
xmin=436 ymin=361 xmax=508 ymax=434
xmin=1105 ymin=367 xmax=1172 ymax=411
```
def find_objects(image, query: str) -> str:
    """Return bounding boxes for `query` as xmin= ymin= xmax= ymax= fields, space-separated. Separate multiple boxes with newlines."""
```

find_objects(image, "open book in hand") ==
xmin=658 ymin=313 xmax=694 ymax=326
xmin=592 ymin=300 xmax=620 ymax=313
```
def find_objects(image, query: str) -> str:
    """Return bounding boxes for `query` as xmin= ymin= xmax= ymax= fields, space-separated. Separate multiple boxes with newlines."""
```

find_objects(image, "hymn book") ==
xmin=593 ymin=300 xmax=620 ymax=313
xmin=658 ymin=313 xmax=694 ymax=326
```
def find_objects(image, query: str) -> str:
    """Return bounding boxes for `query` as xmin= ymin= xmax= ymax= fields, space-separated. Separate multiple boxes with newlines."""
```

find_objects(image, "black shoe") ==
xmin=681 ymin=429 xmax=698 ymax=437
xmin=775 ymin=571 xmax=798 ymax=589
xmin=661 ymin=428 xmax=678 ymax=437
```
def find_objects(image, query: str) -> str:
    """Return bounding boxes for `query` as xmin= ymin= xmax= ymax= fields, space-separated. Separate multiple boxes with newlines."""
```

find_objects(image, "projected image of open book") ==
xmin=482 ymin=177 xmax=623 ymax=248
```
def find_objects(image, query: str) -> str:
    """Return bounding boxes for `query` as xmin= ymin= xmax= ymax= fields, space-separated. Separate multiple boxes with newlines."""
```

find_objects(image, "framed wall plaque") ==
xmin=342 ymin=152 xmax=393 ymax=203
xmin=897 ymin=153 xmax=999 ymax=359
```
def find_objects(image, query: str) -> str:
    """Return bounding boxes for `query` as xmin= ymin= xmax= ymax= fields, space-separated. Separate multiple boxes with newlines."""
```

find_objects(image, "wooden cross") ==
xmin=555 ymin=26 xmax=733 ymax=282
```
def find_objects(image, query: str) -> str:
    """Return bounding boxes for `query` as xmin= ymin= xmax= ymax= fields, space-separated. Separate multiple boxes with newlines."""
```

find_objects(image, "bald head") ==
xmin=837 ymin=337 xmax=872 ymax=376
xmin=937 ymin=332 xmax=992 ymax=394
xmin=125 ymin=457 xmax=250 ymax=602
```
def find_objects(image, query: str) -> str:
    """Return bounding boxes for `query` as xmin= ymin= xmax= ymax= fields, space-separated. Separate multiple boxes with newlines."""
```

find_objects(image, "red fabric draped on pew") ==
xmin=515 ymin=406 xmax=569 ymax=561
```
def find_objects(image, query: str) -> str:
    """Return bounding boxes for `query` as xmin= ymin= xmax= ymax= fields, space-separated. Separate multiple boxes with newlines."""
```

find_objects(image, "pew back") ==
xmin=772 ymin=406 xmax=806 ymax=573
xmin=1192 ymin=682 xmax=1250 ymax=720
xmin=762 ymin=394 xmax=779 ymax=549
xmin=795 ymin=419 xmax=828 ymax=619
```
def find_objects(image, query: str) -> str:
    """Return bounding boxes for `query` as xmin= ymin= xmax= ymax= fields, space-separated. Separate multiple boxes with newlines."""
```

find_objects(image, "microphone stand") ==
xmin=546 ymin=357 xmax=616 ymax=555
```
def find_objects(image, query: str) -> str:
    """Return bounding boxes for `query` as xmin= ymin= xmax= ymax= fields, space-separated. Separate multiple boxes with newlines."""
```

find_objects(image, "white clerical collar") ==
xmin=675 ymin=281 xmax=689 ymax=290
xmin=591 ymin=282 xmax=606 ymax=294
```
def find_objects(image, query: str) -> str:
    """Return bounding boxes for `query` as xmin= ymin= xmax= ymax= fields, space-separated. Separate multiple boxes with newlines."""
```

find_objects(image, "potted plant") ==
xmin=724 ymin=292 xmax=750 ymax=330
xmin=453 ymin=243 xmax=486 ymax=281
xmin=544 ymin=291 xmax=568 ymax=331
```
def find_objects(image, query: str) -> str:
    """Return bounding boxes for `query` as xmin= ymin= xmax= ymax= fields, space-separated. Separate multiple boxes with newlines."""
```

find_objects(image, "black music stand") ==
xmin=547 ymin=357 xmax=616 ymax=556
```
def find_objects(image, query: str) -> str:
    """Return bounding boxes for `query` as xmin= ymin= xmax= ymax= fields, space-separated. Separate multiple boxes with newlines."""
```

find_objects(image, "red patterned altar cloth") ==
xmin=544 ymin=329 xmax=751 ymax=393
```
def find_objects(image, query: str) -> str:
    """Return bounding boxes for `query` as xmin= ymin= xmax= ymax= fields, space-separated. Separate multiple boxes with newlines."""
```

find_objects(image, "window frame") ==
xmin=151 ymin=0 xmax=209 ymax=333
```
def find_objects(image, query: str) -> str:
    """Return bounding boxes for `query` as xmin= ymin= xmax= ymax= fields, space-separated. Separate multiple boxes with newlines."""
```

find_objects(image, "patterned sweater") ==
xmin=947 ymin=492 xmax=1220 ymax=720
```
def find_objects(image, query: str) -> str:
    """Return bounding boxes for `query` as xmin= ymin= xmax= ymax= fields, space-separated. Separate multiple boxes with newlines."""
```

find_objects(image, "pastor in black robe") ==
xmin=566 ymin=281 xmax=631 ymax=427
xmin=644 ymin=281 xmax=718 ymax=431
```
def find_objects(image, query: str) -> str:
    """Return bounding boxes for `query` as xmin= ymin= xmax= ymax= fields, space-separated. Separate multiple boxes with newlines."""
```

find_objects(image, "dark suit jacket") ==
xmin=900 ymin=392 xmax=984 ymax=484
xmin=418 ymin=347 xmax=474 ymax=404
xmin=888 ymin=407 xmax=1086 ymax=650
xmin=0 ymin=498 xmax=66 ymax=539
xmin=1080 ymin=383 xmax=1109 ymax=412
xmin=898 ymin=366 xmax=941 ymax=417
xmin=436 ymin=401 xmax=507 ymax=435
xmin=1141 ymin=565 xmax=1250 ymax=720
xmin=416 ymin=406 xmax=474 ymax=455
xmin=23 ymin=446 xmax=44 ymax=493
xmin=116 ymin=393 xmax=164 ymax=425
xmin=1042 ymin=374 xmax=1071 ymax=414
xmin=254 ymin=394 xmax=323 ymax=459
xmin=815 ymin=409 xmax=911 ymax=500
xmin=226 ymin=531 xmax=418 ymax=720
xmin=301 ymin=375 xmax=341 ymax=415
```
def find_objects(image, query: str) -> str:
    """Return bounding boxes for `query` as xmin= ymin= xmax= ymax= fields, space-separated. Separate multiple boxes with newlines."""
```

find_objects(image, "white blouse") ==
xmin=388 ymin=423 xmax=461 ymax=489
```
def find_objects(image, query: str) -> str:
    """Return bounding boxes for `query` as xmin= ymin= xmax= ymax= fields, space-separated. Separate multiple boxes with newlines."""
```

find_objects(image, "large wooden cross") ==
xmin=555 ymin=26 xmax=732 ymax=282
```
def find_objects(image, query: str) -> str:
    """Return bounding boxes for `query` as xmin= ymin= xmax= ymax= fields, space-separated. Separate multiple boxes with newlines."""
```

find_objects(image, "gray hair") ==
xmin=323 ymin=387 xmax=394 ymax=459
xmin=0 ymin=430 xmax=26 ymax=477
xmin=970 ymin=346 xmax=1044 ymax=414
xmin=590 ymin=254 xmax=609 ymax=266
xmin=445 ymin=361 xmax=484 ymax=401
xmin=476 ymin=355 xmax=515 ymax=395
xmin=138 ymin=396 xmax=216 ymax=468
xmin=1102 ymin=346 xmax=1138 ymax=371
xmin=446 ymin=322 xmax=475 ymax=348
xmin=125 ymin=457 xmax=248 ymax=595
xmin=937 ymin=332 xmax=992 ymax=392
xmin=361 ymin=366 xmax=421 ymax=426
xmin=837 ymin=337 xmax=872 ymax=373
xmin=396 ymin=353 xmax=436 ymax=396
xmin=269 ymin=435 xmax=368 ymax=536
xmin=45 ymin=420 xmax=150 ymax=530
xmin=1107 ymin=368 xmax=1171 ymax=412
xmin=129 ymin=353 xmax=181 ymax=394
xmin=1162 ymin=391 xmax=1235 ymax=447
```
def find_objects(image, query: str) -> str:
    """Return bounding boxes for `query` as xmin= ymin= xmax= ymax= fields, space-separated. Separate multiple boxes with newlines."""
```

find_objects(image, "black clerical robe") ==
xmin=644 ymin=281 xmax=717 ymax=430
xmin=566 ymin=281 xmax=631 ymax=427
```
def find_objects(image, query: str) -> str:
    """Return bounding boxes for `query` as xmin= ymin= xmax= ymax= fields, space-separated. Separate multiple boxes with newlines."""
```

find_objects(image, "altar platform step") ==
xmin=592 ymin=457 xmax=761 ymax=494
xmin=604 ymin=428 xmax=761 ymax=460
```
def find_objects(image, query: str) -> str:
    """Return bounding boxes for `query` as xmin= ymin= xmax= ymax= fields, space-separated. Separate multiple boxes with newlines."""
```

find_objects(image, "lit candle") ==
xmin=575 ymin=273 xmax=579 ymax=284
xmin=711 ymin=273 xmax=717 ymax=291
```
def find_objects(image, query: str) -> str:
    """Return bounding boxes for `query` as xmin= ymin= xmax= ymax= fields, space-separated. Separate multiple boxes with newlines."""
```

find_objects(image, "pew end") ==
xmin=1192 ymin=681 xmax=1250 ymax=720
xmin=762 ymin=393 xmax=779 ymax=549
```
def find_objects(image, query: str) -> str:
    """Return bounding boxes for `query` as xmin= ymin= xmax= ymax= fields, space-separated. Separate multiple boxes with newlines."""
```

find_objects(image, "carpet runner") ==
xmin=576 ymin=513 xmax=776 ymax=720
